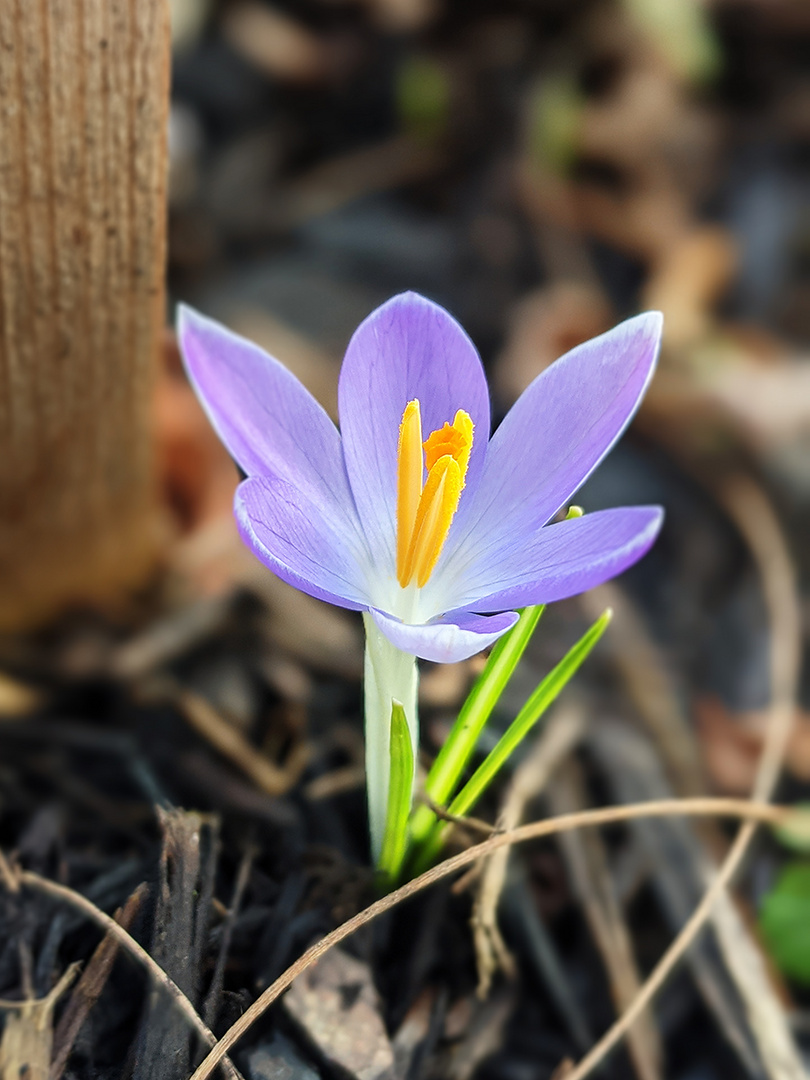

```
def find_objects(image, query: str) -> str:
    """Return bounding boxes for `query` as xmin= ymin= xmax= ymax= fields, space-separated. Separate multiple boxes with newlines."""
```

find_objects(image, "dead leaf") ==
xmin=638 ymin=327 xmax=810 ymax=468
xmin=494 ymin=283 xmax=612 ymax=403
xmin=221 ymin=4 xmax=331 ymax=85
xmin=643 ymin=227 xmax=738 ymax=348
xmin=362 ymin=0 xmax=438 ymax=32
xmin=0 ymin=966 xmax=79 ymax=1080
xmin=695 ymin=696 xmax=810 ymax=792
xmin=0 ymin=672 xmax=41 ymax=717
xmin=284 ymin=948 xmax=395 ymax=1080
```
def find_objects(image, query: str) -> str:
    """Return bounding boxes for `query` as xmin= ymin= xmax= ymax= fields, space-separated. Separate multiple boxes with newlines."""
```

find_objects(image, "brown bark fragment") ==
xmin=0 ymin=0 xmax=170 ymax=629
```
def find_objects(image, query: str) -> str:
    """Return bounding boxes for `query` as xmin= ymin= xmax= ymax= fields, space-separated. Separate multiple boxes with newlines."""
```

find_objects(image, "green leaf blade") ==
xmin=377 ymin=701 xmax=415 ymax=884
xmin=409 ymin=605 xmax=545 ymax=848
xmin=415 ymin=608 xmax=612 ymax=871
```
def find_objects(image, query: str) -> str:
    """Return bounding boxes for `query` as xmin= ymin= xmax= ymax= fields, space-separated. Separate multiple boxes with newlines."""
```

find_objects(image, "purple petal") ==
xmin=447 ymin=313 xmax=662 ymax=570
xmin=338 ymin=293 xmax=491 ymax=572
xmin=178 ymin=306 xmax=355 ymax=510
xmin=371 ymin=608 xmax=518 ymax=664
xmin=447 ymin=506 xmax=662 ymax=612
xmin=236 ymin=476 xmax=372 ymax=611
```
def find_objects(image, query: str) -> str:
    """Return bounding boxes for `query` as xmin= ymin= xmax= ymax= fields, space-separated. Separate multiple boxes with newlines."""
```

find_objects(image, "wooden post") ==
xmin=0 ymin=0 xmax=170 ymax=629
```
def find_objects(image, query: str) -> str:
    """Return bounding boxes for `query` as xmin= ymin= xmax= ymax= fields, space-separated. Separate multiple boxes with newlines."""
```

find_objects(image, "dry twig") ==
xmin=187 ymin=796 xmax=790 ymax=1080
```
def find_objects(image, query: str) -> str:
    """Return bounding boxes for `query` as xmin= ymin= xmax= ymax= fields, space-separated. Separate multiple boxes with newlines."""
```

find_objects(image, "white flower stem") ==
xmin=362 ymin=613 xmax=419 ymax=864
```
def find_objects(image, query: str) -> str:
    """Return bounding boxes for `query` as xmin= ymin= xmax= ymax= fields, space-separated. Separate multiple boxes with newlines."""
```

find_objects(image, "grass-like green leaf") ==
xmin=414 ymin=608 xmax=612 ymax=871
xmin=377 ymin=701 xmax=415 ymax=884
xmin=408 ymin=605 xmax=545 ymax=848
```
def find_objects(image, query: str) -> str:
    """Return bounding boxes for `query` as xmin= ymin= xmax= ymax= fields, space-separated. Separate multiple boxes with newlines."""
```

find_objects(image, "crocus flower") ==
xmin=178 ymin=292 xmax=663 ymax=857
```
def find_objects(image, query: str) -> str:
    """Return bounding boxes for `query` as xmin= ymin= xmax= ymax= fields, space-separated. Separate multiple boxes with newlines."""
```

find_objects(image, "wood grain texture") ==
xmin=0 ymin=0 xmax=170 ymax=629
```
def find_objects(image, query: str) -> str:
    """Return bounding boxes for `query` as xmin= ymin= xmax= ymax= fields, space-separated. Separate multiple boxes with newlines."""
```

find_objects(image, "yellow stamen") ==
xmin=396 ymin=403 xmax=473 ymax=588
xmin=405 ymin=455 xmax=464 ymax=587
xmin=396 ymin=400 xmax=423 ymax=583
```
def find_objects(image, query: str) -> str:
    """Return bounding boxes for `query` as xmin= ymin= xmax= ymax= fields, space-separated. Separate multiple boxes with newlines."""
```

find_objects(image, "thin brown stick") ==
xmin=203 ymin=845 xmax=256 ymax=1028
xmin=560 ymin=475 xmax=802 ymax=1080
xmin=188 ymin=797 xmax=789 ymax=1080
xmin=723 ymin=476 xmax=800 ymax=803
xmin=704 ymin=478 xmax=804 ymax=1078
xmin=7 ymin=870 xmax=243 ymax=1080
xmin=550 ymin=761 xmax=663 ymax=1080
xmin=175 ymin=688 xmax=307 ymax=797
xmin=51 ymin=886 xmax=146 ymax=1080
xmin=0 ymin=849 xmax=18 ymax=893
xmin=417 ymin=794 xmax=497 ymax=837
xmin=473 ymin=707 xmax=586 ymax=997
